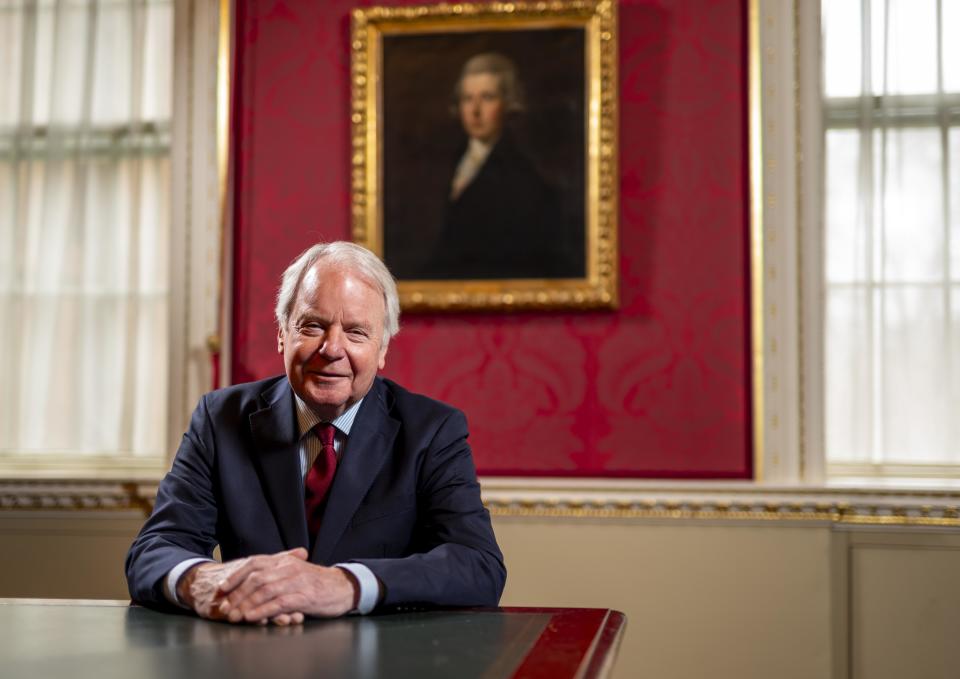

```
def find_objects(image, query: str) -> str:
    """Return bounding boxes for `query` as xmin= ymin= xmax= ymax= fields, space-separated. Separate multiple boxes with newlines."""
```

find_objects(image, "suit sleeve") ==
xmin=352 ymin=410 xmax=507 ymax=608
xmin=125 ymin=395 xmax=220 ymax=610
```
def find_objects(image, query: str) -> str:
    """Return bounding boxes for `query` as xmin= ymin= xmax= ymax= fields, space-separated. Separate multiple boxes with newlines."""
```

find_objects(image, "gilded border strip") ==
xmin=484 ymin=498 xmax=960 ymax=527
xmin=206 ymin=0 xmax=233 ymax=365
xmin=3 ymin=480 xmax=959 ymax=528
xmin=0 ymin=482 xmax=156 ymax=516
xmin=748 ymin=0 xmax=766 ymax=480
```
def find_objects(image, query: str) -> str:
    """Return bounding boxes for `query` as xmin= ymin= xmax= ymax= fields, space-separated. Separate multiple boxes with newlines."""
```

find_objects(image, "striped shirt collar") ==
xmin=293 ymin=393 xmax=363 ymax=439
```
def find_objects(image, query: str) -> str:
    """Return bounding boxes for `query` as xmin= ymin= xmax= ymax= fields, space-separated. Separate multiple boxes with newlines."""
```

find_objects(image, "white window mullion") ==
xmin=871 ymin=0 xmax=889 ymax=466
xmin=935 ymin=0 xmax=955 ymax=454
xmin=855 ymin=0 xmax=881 ymax=464
xmin=73 ymin=1 xmax=102 ymax=452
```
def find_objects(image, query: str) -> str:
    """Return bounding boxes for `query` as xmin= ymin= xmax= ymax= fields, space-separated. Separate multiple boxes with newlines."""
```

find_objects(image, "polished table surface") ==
xmin=0 ymin=599 xmax=625 ymax=678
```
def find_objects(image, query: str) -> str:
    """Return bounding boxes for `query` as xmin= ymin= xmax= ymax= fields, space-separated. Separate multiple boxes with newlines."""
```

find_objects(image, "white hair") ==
xmin=453 ymin=52 xmax=526 ymax=113
xmin=274 ymin=241 xmax=400 ymax=347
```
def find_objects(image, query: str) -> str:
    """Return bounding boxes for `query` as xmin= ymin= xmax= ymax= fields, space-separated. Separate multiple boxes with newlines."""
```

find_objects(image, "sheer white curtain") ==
xmin=822 ymin=0 xmax=960 ymax=471
xmin=0 ymin=0 xmax=172 ymax=460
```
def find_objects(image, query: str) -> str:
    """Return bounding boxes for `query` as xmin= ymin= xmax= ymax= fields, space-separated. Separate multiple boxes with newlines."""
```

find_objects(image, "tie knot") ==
xmin=314 ymin=422 xmax=336 ymax=447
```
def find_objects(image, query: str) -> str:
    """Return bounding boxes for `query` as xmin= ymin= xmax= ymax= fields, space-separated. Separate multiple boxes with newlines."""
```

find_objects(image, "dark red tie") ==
xmin=304 ymin=423 xmax=337 ymax=536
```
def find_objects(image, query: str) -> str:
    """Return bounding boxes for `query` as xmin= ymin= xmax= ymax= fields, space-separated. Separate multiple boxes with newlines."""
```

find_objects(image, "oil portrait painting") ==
xmin=352 ymin=2 xmax=618 ymax=310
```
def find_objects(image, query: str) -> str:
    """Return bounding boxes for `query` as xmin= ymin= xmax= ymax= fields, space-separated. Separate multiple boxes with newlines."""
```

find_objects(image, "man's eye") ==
xmin=298 ymin=323 xmax=322 ymax=335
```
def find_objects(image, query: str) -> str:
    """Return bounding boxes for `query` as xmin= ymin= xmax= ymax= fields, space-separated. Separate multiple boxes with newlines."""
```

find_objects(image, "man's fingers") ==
xmin=213 ymin=558 xmax=253 ymax=594
xmin=220 ymin=550 xmax=309 ymax=605
xmin=222 ymin=561 xmax=293 ymax=616
xmin=224 ymin=565 xmax=309 ymax=622
xmin=269 ymin=611 xmax=304 ymax=626
xmin=241 ymin=595 xmax=300 ymax=624
xmin=194 ymin=594 xmax=230 ymax=621
xmin=217 ymin=562 xmax=353 ymax=623
xmin=284 ymin=547 xmax=308 ymax=561
xmin=224 ymin=564 xmax=311 ymax=622
xmin=212 ymin=595 xmax=234 ymax=617
xmin=214 ymin=552 xmax=352 ymax=624
xmin=216 ymin=555 xmax=273 ymax=594
xmin=218 ymin=549 xmax=308 ymax=595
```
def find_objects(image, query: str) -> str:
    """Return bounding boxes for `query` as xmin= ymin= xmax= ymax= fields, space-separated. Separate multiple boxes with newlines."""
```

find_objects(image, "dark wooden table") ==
xmin=0 ymin=599 xmax=625 ymax=678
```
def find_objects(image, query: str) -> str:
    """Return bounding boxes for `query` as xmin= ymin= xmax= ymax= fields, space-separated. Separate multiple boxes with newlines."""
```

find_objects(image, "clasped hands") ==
xmin=178 ymin=547 xmax=358 ymax=626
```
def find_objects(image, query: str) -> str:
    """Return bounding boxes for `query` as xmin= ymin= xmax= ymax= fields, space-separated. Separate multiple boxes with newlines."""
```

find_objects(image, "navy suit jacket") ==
xmin=125 ymin=375 xmax=506 ymax=611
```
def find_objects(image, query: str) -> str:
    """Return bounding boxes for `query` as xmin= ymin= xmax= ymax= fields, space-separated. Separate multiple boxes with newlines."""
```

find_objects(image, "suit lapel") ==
xmin=311 ymin=379 xmax=399 ymax=564
xmin=249 ymin=379 xmax=309 ymax=551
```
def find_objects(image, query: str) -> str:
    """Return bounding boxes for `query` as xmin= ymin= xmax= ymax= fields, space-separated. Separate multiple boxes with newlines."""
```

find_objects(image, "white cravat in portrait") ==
xmin=449 ymin=137 xmax=493 ymax=201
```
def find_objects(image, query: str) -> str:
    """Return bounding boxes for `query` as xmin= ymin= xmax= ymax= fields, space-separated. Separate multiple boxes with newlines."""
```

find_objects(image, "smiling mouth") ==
xmin=308 ymin=372 xmax=349 ymax=379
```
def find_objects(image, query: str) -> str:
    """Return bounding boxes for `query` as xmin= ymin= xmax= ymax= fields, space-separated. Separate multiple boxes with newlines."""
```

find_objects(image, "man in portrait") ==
xmin=420 ymin=52 xmax=576 ymax=280
xmin=126 ymin=241 xmax=505 ymax=624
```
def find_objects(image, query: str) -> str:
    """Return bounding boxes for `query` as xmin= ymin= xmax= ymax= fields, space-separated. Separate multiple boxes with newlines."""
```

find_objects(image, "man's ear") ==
xmin=378 ymin=344 xmax=388 ymax=371
xmin=277 ymin=326 xmax=285 ymax=354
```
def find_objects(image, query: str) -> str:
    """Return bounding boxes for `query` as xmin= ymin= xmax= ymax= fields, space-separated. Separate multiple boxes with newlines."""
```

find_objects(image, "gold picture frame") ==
xmin=350 ymin=0 xmax=618 ymax=311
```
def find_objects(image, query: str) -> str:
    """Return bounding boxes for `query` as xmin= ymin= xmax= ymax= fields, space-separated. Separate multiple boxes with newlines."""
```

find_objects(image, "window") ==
xmin=0 ymin=0 xmax=225 ymax=477
xmin=821 ymin=0 xmax=960 ymax=477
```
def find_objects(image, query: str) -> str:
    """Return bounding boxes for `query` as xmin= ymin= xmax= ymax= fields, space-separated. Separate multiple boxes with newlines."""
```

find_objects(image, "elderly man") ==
xmin=126 ymin=242 xmax=505 ymax=624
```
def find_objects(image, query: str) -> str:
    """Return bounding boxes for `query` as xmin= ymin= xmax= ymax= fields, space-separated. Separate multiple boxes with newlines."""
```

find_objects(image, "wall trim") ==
xmin=2 ymin=478 xmax=958 ymax=528
xmin=0 ymin=481 xmax=157 ymax=515
xmin=481 ymin=478 xmax=960 ymax=527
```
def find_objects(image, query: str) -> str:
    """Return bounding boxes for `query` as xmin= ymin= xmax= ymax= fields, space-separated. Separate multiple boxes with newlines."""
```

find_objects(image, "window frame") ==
xmin=0 ymin=0 xmax=229 ymax=480
xmin=762 ymin=0 xmax=960 ymax=485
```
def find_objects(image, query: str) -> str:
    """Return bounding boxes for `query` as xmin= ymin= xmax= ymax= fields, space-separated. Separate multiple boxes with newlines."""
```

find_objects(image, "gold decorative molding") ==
xmin=747 ymin=0 xmax=766 ymax=480
xmin=484 ymin=497 xmax=960 ymax=527
xmin=0 ymin=481 xmax=156 ymax=516
xmin=211 ymin=0 xmax=232 ymax=380
xmin=480 ymin=479 xmax=960 ymax=527
xmin=5 ymin=478 xmax=959 ymax=529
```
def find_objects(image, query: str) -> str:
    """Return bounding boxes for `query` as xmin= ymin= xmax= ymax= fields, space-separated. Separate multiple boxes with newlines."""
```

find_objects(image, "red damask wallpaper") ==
xmin=230 ymin=0 xmax=753 ymax=477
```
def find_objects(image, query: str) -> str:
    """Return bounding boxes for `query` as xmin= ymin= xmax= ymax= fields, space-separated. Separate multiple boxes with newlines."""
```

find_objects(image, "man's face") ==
xmin=278 ymin=263 xmax=387 ymax=421
xmin=459 ymin=72 xmax=505 ymax=144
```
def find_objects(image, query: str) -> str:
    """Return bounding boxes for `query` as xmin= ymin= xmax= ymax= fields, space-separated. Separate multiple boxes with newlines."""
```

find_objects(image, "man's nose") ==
xmin=318 ymin=326 xmax=345 ymax=358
